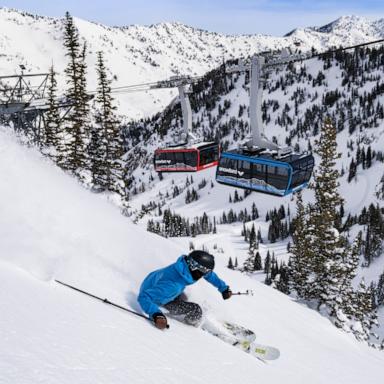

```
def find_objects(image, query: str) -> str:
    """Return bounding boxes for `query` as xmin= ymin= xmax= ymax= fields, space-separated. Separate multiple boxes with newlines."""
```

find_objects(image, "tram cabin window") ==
xmin=155 ymin=151 xmax=167 ymax=163
xmin=156 ymin=151 xmax=175 ymax=165
xmin=174 ymin=151 xmax=185 ymax=165
xmin=291 ymin=157 xmax=314 ymax=188
xmin=217 ymin=157 xmax=238 ymax=178
xmin=184 ymin=151 xmax=198 ymax=167
xmin=199 ymin=146 xmax=219 ymax=166
xmin=253 ymin=163 xmax=266 ymax=180
xmin=266 ymin=165 xmax=289 ymax=190
xmin=238 ymin=160 xmax=252 ymax=180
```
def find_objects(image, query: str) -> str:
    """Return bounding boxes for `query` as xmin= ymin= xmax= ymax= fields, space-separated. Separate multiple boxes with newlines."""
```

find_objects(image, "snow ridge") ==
xmin=0 ymin=9 xmax=384 ymax=118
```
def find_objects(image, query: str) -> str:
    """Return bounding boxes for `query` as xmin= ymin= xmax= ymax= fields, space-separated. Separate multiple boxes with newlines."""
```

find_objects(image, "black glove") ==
xmin=222 ymin=287 xmax=232 ymax=300
xmin=152 ymin=312 xmax=168 ymax=329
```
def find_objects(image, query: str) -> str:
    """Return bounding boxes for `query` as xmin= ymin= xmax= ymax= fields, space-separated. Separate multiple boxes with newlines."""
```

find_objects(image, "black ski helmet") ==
xmin=187 ymin=250 xmax=215 ymax=271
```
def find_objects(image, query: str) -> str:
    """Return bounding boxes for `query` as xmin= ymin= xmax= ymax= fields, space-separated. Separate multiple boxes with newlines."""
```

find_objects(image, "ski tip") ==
xmin=252 ymin=345 xmax=280 ymax=361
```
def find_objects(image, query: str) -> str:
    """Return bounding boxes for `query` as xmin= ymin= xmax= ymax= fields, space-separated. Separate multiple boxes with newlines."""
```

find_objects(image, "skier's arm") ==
xmin=138 ymin=289 xmax=162 ymax=318
xmin=204 ymin=271 xmax=228 ymax=293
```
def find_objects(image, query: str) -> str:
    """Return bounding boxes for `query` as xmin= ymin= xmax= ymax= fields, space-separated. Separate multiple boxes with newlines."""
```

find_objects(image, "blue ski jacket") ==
xmin=138 ymin=255 xmax=228 ymax=318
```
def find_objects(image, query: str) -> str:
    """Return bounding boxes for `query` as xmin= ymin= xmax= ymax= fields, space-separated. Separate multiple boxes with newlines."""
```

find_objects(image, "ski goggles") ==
xmin=186 ymin=256 xmax=212 ymax=275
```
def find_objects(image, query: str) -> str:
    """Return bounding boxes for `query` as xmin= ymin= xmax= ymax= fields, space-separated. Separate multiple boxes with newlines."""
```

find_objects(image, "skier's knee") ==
xmin=186 ymin=303 xmax=202 ymax=326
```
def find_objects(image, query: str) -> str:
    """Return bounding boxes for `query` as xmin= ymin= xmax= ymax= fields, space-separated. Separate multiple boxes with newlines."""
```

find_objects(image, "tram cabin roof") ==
xmin=223 ymin=148 xmax=310 ymax=164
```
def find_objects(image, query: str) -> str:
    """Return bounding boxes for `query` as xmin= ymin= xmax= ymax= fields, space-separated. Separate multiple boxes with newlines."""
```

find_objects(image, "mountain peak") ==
xmin=317 ymin=15 xmax=384 ymax=37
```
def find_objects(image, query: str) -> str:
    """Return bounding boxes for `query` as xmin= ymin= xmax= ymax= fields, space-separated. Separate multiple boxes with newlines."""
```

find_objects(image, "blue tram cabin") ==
xmin=216 ymin=149 xmax=314 ymax=196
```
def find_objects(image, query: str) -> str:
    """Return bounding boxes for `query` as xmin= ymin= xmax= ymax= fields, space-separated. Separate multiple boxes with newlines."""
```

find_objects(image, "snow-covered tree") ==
xmin=344 ymin=279 xmax=378 ymax=341
xmin=243 ymin=250 xmax=256 ymax=273
xmin=42 ymin=66 xmax=62 ymax=162
xmin=62 ymin=12 xmax=90 ymax=174
xmin=291 ymin=118 xmax=378 ymax=341
xmin=88 ymin=125 xmax=105 ymax=189
xmin=254 ymin=251 xmax=263 ymax=271
xmin=248 ymin=223 xmax=258 ymax=253
xmin=309 ymin=117 xmax=347 ymax=309
xmin=376 ymin=272 xmax=384 ymax=307
xmin=289 ymin=191 xmax=314 ymax=298
xmin=91 ymin=51 xmax=124 ymax=194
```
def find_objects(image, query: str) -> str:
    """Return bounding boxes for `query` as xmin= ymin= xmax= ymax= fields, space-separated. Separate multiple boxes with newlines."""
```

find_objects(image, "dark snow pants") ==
xmin=163 ymin=294 xmax=202 ymax=326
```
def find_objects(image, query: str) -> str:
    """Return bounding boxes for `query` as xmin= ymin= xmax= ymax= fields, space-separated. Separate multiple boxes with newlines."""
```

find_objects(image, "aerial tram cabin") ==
xmin=215 ymin=54 xmax=315 ymax=196
xmin=146 ymin=75 xmax=221 ymax=173
xmin=120 ymin=75 xmax=219 ymax=173
xmin=154 ymin=142 xmax=220 ymax=172
xmin=216 ymin=149 xmax=314 ymax=196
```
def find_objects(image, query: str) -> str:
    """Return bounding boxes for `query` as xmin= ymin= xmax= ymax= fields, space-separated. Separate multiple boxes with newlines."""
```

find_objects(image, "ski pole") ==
xmin=232 ymin=290 xmax=254 ymax=296
xmin=55 ymin=280 xmax=169 ymax=328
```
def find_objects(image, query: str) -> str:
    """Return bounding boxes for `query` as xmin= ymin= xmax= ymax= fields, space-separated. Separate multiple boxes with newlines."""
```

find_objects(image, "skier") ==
xmin=138 ymin=250 xmax=232 ymax=329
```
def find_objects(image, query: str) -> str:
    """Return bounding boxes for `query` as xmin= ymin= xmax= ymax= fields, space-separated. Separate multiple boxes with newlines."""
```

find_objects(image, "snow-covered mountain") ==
xmin=0 ymin=8 xmax=384 ymax=118
xmin=1 ymin=8 xmax=384 ymax=382
xmin=287 ymin=15 xmax=384 ymax=45
xmin=1 ymin=126 xmax=383 ymax=383
xmin=317 ymin=15 xmax=384 ymax=36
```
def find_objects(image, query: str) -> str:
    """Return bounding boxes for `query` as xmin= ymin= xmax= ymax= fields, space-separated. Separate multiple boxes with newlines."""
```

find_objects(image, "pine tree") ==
xmin=289 ymin=191 xmax=314 ymax=298
xmin=377 ymin=272 xmax=384 ymax=306
xmin=254 ymin=251 xmax=262 ymax=271
xmin=356 ymin=145 xmax=361 ymax=165
xmin=309 ymin=118 xmax=368 ymax=335
xmin=147 ymin=219 xmax=154 ymax=233
xmin=257 ymin=228 xmax=263 ymax=243
xmin=248 ymin=223 xmax=257 ymax=253
xmin=309 ymin=119 xmax=344 ymax=305
xmin=361 ymin=147 xmax=366 ymax=169
xmin=275 ymin=262 xmax=290 ymax=294
xmin=227 ymin=257 xmax=234 ymax=269
xmin=252 ymin=202 xmax=259 ymax=220
xmin=270 ymin=253 xmax=278 ymax=280
xmin=92 ymin=51 xmax=124 ymax=194
xmin=88 ymin=125 xmax=105 ymax=189
xmin=244 ymin=227 xmax=260 ymax=272
xmin=243 ymin=250 xmax=256 ymax=272
xmin=346 ymin=279 xmax=378 ymax=341
xmin=366 ymin=146 xmax=372 ymax=168
xmin=62 ymin=12 xmax=89 ymax=174
xmin=348 ymin=158 xmax=357 ymax=182
xmin=264 ymin=250 xmax=271 ymax=275
xmin=43 ymin=65 xmax=62 ymax=162
xmin=78 ymin=42 xmax=91 ymax=143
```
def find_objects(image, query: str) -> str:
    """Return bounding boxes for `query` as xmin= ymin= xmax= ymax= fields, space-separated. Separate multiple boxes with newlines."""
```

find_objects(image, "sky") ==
xmin=1 ymin=0 xmax=383 ymax=36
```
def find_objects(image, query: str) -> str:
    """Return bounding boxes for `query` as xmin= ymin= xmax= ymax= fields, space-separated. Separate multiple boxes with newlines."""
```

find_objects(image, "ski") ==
xmin=201 ymin=319 xmax=279 ymax=361
xmin=249 ymin=343 xmax=280 ymax=361
xmin=201 ymin=318 xmax=255 ymax=347
xmin=221 ymin=321 xmax=256 ymax=343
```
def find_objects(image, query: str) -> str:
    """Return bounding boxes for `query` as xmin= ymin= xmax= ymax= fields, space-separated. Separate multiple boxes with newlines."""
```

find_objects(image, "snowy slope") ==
xmin=0 ymin=8 xmax=384 ymax=118
xmin=1 ymin=129 xmax=384 ymax=383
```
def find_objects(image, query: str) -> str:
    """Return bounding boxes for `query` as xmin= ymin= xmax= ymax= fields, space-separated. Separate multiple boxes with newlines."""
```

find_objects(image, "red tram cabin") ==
xmin=154 ymin=142 xmax=220 ymax=172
